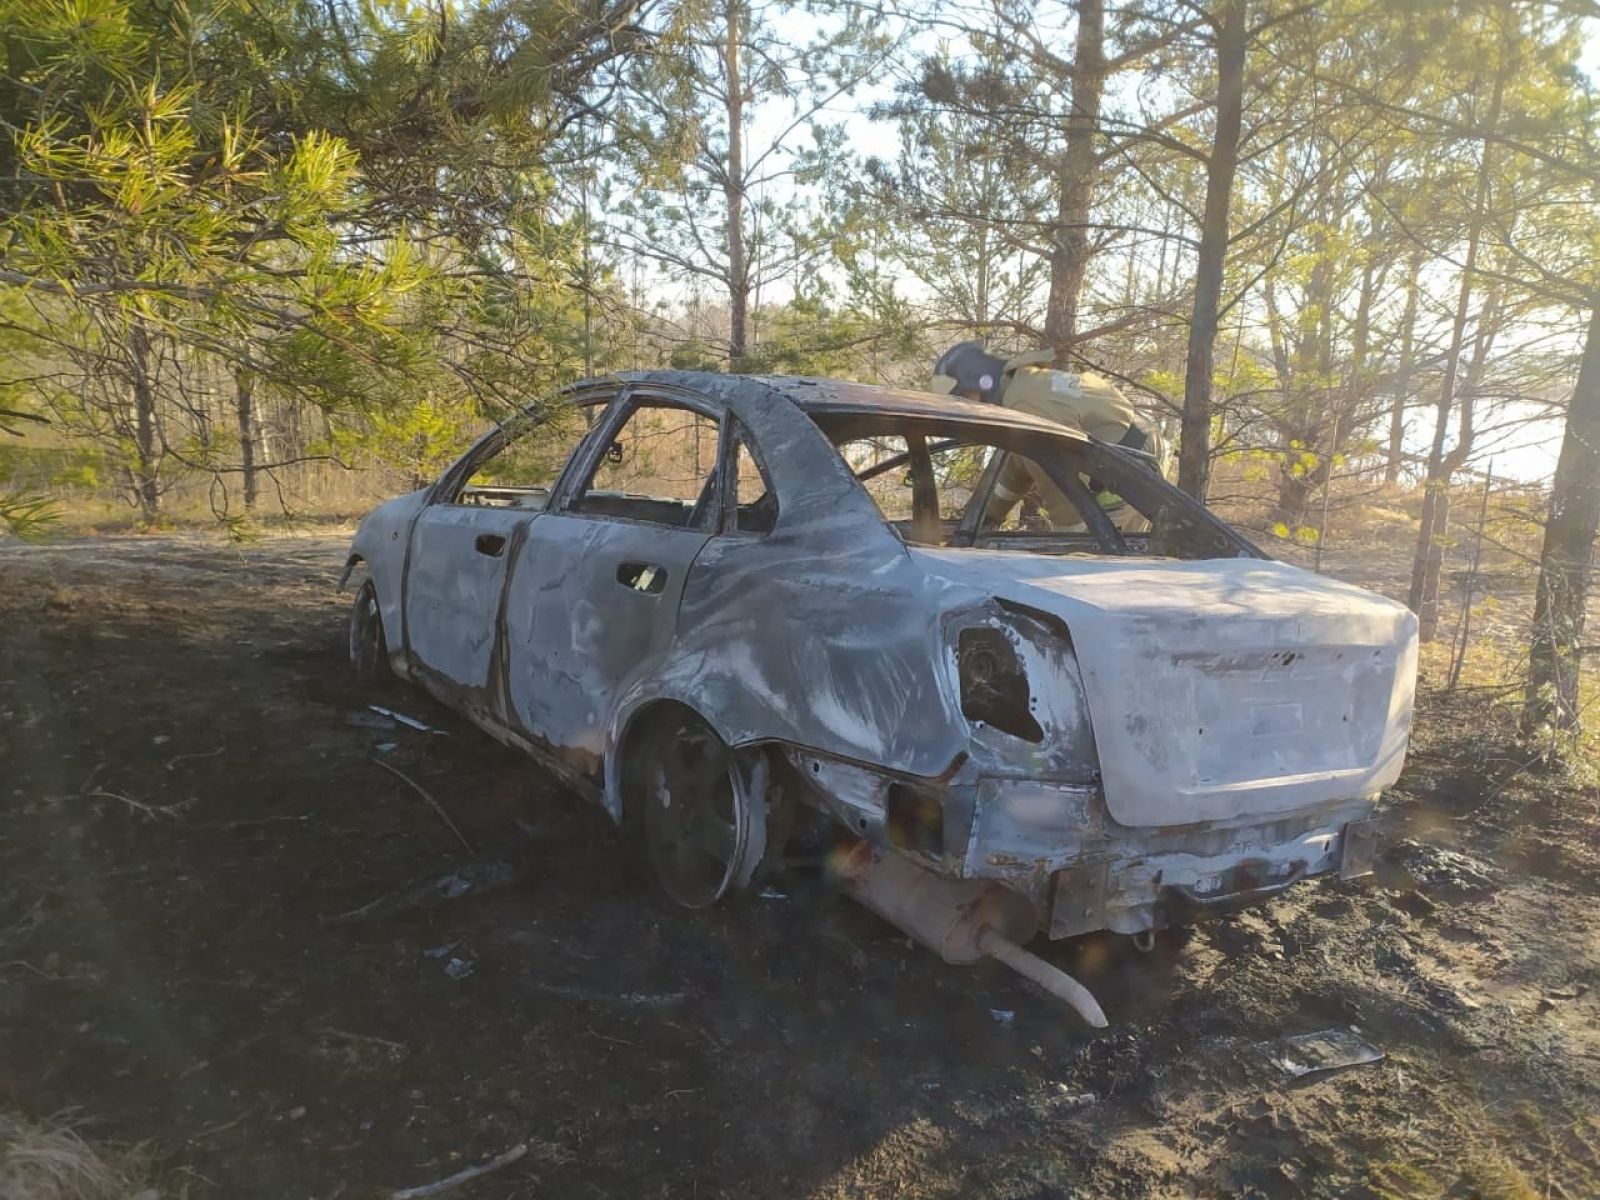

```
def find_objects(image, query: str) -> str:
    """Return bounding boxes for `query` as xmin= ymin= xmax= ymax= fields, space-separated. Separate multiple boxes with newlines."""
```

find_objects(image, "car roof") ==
xmin=605 ymin=370 xmax=1091 ymax=442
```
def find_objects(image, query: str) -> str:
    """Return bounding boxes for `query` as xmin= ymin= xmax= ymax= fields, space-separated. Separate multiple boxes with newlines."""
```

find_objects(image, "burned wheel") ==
xmin=641 ymin=711 xmax=754 ymax=909
xmin=347 ymin=579 xmax=391 ymax=682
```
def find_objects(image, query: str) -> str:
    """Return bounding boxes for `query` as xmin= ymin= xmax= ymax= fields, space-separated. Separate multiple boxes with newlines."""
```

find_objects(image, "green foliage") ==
xmin=0 ymin=0 xmax=1595 ymax=565
xmin=322 ymin=398 xmax=474 ymax=489
xmin=740 ymin=290 xmax=920 ymax=379
xmin=0 ymin=0 xmax=640 ymax=516
xmin=0 ymin=490 xmax=61 ymax=540
xmin=473 ymin=406 xmax=588 ymax=488
xmin=856 ymin=64 xmax=1050 ymax=340
xmin=669 ymin=339 xmax=723 ymax=373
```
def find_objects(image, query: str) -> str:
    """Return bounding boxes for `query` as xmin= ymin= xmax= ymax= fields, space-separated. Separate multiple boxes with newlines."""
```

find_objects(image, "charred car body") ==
xmin=343 ymin=372 xmax=1418 ymax=1021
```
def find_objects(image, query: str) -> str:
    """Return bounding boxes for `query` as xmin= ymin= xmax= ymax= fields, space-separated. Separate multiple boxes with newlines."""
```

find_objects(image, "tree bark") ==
xmin=1270 ymin=177 xmax=1382 ymax=533
xmin=1411 ymin=284 xmax=1498 ymax=640
xmin=129 ymin=320 xmax=160 ymax=522
xmin=236 ymin=369 xmax=258 ymax=511
xmin=723 ymin=0 xmax=748 ymax=370
xmin=1524 ymin=302 xmax=1600 ymax=734
xmin=1270 ymin=472 xmax=1315 ymax=534
xmin=1177 ymin=0 xmax=1245 ymax=501
xmin=1347 ymin=202 xmax=1379 ymax=403
xmin=1407 ymin=63 xmax=1503 ymax=640
xmin=1386 ymin=250 xmax=1422 ymax=486
xmin=579 ymin=122 xmax=596 ymax=381
xmin=1042 ymin=0 xmax=1106 ymax=357
xmin=975 ymin=153 xmax=993 ymax=329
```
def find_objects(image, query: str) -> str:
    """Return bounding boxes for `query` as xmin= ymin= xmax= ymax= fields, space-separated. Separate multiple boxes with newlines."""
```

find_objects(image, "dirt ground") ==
xmin=2 ymin=532 xmax=1598 ymax=1199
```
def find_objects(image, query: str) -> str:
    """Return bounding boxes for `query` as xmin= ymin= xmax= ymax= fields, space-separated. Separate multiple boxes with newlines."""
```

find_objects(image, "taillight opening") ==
xmin=957 ymin=626 xmax=1043 ymax=743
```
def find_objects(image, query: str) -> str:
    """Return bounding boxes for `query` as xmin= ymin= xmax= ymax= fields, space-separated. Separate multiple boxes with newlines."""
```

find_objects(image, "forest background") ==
xmin=3 ymin=0 xmax=1599 ymax=738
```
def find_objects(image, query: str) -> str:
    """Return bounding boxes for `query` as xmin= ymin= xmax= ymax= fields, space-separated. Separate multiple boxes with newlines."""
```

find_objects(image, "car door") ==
xmin=403 ymin=398 xmax=605 ymax=699
xmin=500 ymin=392 xmax=724 ymax=769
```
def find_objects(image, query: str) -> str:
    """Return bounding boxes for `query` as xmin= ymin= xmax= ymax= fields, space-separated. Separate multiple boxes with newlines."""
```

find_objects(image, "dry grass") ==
xmin=0 ymin=1116 xmax=154 ymax=1200
xmin=1420 ymin=609 xmax=1600 ymax=784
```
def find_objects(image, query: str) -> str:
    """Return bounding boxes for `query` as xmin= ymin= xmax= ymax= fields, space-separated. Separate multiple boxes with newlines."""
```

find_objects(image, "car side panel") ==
xmin=500 ymin=513 xmax=712 ymax=773
xmin=346 ymin=490 xmax=427 ymax=667
xmin=588 ymin=378 xmax=989 ymax=790
xmin=613 ymin=523 xmax=980 ymax=786
xmin=403 ymin=504 xmax=532 ymax=691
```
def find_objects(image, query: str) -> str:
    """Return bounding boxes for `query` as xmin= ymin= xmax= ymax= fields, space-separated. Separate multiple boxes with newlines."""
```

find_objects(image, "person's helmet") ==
xmin=930 ymin=340 xmax=1006 ymax=404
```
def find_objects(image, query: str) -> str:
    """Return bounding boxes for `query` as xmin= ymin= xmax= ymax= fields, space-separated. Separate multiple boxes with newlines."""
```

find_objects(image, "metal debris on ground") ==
xmin=443 ymin=957 xmax=474 ymax=980
xmin=1263 ymin=1027 xmax=1384 ymax=1078
xmin=368 ymin=705 xmax=445 ymax=735
xmin=990 ymin=1008 xmax=1015 ymax=1026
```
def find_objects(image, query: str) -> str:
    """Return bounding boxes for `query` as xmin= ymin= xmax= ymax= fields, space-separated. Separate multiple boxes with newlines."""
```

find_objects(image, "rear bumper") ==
xmin=1050 ymin=816 xmax=1376 ymax=937
xmin=788 ymin=751 xmax=1379 ymax=938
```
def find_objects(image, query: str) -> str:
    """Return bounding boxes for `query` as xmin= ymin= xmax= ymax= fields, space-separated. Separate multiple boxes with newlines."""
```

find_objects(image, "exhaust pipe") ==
xmin=838 ymin=844 xmax=1108 ymax=1028
xmin=974 ymin=925 xmax=1108 ymax=1027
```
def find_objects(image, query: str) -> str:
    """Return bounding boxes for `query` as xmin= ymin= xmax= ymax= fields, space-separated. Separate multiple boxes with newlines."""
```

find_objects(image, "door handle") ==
xmin=616 ymin=561 xmax=668 ymax=595
xmin=474 ymin=533 xmax=507 ymax=558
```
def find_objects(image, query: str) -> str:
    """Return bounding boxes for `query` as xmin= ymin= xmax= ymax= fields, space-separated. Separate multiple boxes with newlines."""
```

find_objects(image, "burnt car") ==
xmin=342 ymin=371 xmax=1417 ymax=1022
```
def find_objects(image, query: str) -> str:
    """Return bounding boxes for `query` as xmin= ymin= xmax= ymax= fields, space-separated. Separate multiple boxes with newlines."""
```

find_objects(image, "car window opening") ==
xmin=728 ymin=422 xmax=778 ymax=534
xmin=571 ymin=401 xmax=722 ymax=530
xmin=811 ymin=413 xmax=1253 ymax=561
xmin=455 ymin=405 xmax=593 ymax=511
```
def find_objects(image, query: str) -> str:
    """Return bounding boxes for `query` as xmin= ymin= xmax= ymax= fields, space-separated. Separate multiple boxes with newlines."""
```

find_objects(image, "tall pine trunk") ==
xmin=1407 ymin=63 xmax=1502 ymax=641
xmin=129 ymin=320 xmax=160 ymax=522
xmin=236 ymin=369 xmax=258 ymax=511
xmin=723 ymin=0 xmax=747 ymax=370
xmin=1524 ymin=302 xmax=1600 ymax=734
xmin=1177 ymin=0 xmax=1245 ymax=501
xmin=1042 ymin=0 xmax=1105 ymax=356
xmin=975 ymin=153 xmax=994 ymax=329
xmin=1385 ymin=251 xmax=1422 ymax=486
xmin=1270 ymin=472 xmax=1316 ymax=534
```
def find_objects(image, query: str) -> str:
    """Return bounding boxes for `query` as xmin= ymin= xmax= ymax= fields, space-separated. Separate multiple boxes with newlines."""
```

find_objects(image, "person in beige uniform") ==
xmin=929 ymin=341 xmax=1165 ymax=532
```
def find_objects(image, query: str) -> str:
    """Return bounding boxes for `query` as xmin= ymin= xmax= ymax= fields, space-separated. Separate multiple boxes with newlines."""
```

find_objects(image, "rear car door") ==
xmin=402 ymin=399 xmax=604 ymax=703
xmin=500 ymin=392 xmax=723 ymax=770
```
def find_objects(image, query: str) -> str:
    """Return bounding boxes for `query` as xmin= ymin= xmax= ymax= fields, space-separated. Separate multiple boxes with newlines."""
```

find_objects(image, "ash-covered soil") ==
xmin=1 ymin=533 xmax=1597 ymax=1198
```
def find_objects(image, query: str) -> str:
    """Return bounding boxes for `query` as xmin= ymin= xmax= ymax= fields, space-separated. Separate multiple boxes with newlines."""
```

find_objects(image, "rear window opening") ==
xmin=809 ymin=412 xmax=1256 ymax=561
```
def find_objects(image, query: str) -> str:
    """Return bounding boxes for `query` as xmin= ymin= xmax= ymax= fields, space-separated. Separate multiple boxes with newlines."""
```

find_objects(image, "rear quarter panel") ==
xmin=600 ymin=376 xmax=986 ymax=803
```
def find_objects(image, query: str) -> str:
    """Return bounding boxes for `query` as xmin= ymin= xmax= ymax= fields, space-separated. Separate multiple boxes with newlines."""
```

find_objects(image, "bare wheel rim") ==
xmin=348 ymin=584 xmax=385 ymax=678
xmin=644 ymin=717 xmax=744 ymax=909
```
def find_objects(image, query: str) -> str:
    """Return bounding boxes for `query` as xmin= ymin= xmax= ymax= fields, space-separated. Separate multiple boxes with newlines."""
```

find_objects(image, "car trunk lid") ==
xmin=913 ymin=551 xmax=1418 ymax=827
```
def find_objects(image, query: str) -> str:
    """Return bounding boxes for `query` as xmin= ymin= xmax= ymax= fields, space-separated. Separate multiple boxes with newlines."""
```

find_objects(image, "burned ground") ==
xmin=1 ymin=533 xmax=1597 ymax=1198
